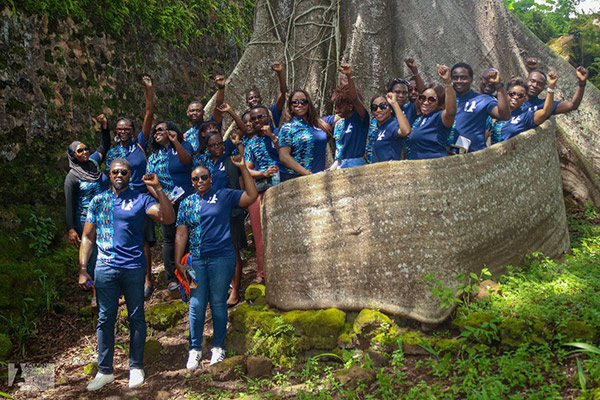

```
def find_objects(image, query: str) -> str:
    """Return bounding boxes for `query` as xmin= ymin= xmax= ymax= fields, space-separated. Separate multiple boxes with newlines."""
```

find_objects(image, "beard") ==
xmin=113 ymin=181 xmax=128 ymax=190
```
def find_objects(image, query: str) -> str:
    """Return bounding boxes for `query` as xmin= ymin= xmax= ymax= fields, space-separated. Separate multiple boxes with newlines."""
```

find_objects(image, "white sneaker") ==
xmin=128 ymin=368 xmax=144 ymax=389
xmin=186 ymin=349 xmax=202 ymax=370
xmin=87 ymin=372 xmax=114 ymax=391
xmin=209 ymin=347 xmax=226 ymax=365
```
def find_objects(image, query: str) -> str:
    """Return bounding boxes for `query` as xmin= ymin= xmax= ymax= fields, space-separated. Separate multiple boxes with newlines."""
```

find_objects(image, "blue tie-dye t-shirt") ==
xmin=278 ymin=117 xmax=328 ymax=174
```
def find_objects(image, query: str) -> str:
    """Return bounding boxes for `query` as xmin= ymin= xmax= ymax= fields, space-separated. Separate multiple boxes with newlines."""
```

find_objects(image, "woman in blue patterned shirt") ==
xmin=146 ymin=121 xmax=193 ymax=292
xmin=278 ymin=90 xmax=329 ymax=181
xmin=64 ymin=113 xmax=110 ymax=307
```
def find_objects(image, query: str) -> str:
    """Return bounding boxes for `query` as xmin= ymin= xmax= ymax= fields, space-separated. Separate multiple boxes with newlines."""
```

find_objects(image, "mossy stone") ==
xmin=453 ymin=311 xmax=496 ymax=330
xmin=281 ymin=308 xmax=345 ymax=337
xmin=559 ymin=320 xmax=595 ymax=342
xmin=83 ymin=362 xmax=98 ymax=376
xmin=435 ymin=338 xmax=461 ymax=354
xmin=296 ymin=335 xmax=338 ymax=352
xmin=143 ymin=339 xmax=163 ymax=365
xmin=230 ymin=303 xmax=278 ymax=334
xmin=499 ymin=317 xmax=529 ymax=349
xmin=245 ymin=284 xmax=265 ymax=301
xmin=145 ymin=301 xmax=188 ymax=331
xmin=0 ymin=333 xmax=12 ymax=360
xmin=338 ymin=322 xmax=358 ymax=349
xmin=253 ymin=295 xmax=267 ymax=306
xmin=353 ymin=309 xmax=392 ymax=338
xmin=207 ymin=355 xmax=246 ymax=381
xmin=79 ymin=305 xmax=93 ymax=318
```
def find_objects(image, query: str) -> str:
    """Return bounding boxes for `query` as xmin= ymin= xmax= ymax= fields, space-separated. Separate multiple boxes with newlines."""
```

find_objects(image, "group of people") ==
xmin=64 ymin=57 xmax=589 ymax=391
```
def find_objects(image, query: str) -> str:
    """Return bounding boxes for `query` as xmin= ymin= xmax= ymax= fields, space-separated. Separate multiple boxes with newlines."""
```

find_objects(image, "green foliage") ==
xmin=2 ymin=0 xmax=254 ymax=47
xmin=246 ymin=317 xmax=297 ymax=367
xmin=22 ymin=214 xmax=57 ymax=258
xmin=0 ymin=298 xmax=35 ymax=357
xmin=423 ymin=268 xmax=492 ymax=309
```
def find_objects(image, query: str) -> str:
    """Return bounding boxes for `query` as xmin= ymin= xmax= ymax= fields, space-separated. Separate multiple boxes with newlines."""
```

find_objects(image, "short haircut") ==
xmin=451 ymin=62 xmax=474 ymax=78
xmin=188 ymin=100 xmax=203 ymax=108
xmin=116 ymin=117 xmax=136 ymax=133
xmin=387 ymin=78 xmax=410 ymax=94
xmin=192 ymin=165 xmax=211 ymax=175
xmin=110 ymin=157 xmax=131 ymax=170
xmin=528 ymin=69 xmax=547 ymax=82
xmin=199 ymin=120 xmax=220 ymax=134
xmin=250 ymin=104 xmax=270 ymax=115
xmin=331 ymin=84 xmax=363 ymax=106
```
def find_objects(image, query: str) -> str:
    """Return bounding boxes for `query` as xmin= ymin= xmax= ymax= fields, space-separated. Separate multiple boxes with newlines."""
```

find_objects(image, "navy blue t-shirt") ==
xmin=176 ymin=187 xmax=243 ymax=258
xmin=523 ymin=96 xmax=560 ymax=115
xmin=408 ymin=111 xmax=451 ymax=160
xmin=497 ymin=109 xmax=537 ymax=142
xmin=402 ymin=103 xmax=418 ymax=126
xmin=453 ymin=90 xmax=497 ymax=152
xmin=269 ymin=104 xmax=281 ymax=129
xmin=333 ymin=110 xmax=371 ymax=161
xmin=87 ymin=188 xmax=158 ymax=269
xmin=373 ymin=117 xmax=404 ymax=162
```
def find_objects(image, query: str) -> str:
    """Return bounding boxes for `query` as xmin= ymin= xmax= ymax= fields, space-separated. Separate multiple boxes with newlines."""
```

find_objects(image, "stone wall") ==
xmin=261 ymin=122 xmax=570 ymax=324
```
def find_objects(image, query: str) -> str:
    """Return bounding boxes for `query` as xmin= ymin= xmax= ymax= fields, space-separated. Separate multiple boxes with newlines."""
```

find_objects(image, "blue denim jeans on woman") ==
xmin=94 ymin=263 xmax=146 ymax=374
xmin=189 ymin=254 xmax=236 ymax=350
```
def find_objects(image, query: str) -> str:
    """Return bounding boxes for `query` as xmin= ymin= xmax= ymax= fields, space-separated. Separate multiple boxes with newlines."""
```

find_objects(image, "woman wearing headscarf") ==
xmin=64 ymin=114 xmax=110 ymax=307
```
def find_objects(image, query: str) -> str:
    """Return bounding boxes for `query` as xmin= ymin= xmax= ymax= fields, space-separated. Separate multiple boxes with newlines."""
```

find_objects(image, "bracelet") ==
xmin=494 ymin=83 xmax=504 ymax=90
xmin=547 ymin=88 xmax=555 ymax=93
xmin=155 ymin=187 xmax=164 ymax=192
xmin=217 ymin=84 xmax=226 ymax=89
xmin=578 ymin=80 xmax=587 ymax=87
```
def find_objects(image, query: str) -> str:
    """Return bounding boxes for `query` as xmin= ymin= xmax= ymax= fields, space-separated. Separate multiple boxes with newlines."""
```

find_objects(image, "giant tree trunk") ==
xmin=213 ymin=0 xmax=600 ymax=206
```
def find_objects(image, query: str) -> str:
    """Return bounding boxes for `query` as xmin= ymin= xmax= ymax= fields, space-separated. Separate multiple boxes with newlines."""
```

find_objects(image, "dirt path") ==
xmin=1 ymin=249 xmax=259 ymax=400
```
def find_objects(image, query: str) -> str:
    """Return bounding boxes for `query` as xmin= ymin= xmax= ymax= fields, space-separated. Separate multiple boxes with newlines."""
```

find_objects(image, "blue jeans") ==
xmin=339 ymin=157 xmax=366 ymax=169
xmin=189 ymin=254 xmax=236 ymax=350
xmin=94 ymin=263 xmax=146 ymax=374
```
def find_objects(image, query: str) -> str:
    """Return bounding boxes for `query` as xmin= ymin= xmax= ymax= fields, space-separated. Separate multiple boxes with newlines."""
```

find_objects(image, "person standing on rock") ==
xmin=245 ymin=61 xmax=288 ymax=129
xmin=183 ymin=75 xmax=226 ymax=153
xmin=368 ymin=92 xmax=412 ymax=162
xmin=146 ymin=121 xmax=194 ymax=294
xmin=523 ymin=66 xmax=588 ymax=115
xmin=278 ymin=90 xmax=330 ymax=180
xmin=104 ymin=75 xmax=156 ymax=298
xmin=448 ymin=62 xmax=510 ymax=153
xmin=175 ymin=153 xmax=257 ymax=369
xmin=406 ymin=64 xmax=457 ymax=160
xmin=65 ymin=113 xmax=110 ymax=308
xmin=329 ymin=63 xmax=370 ymax=170
xmin=490 ymin=73 xmax=559 ymax=144
xmin=78 ymin=158 xmax=175 ymax=391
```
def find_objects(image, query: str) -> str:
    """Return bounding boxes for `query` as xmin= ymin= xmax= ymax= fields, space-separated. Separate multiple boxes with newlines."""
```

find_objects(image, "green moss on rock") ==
xmin=559 ymin=320 xmax=595 ymax=342
xmin=83 ymin=362 xmax=98 ymax=376
xmin=499 ymin=317 xmax=529 ymax=348
xmin=145 ymin=301 xmax=188 ymax=331
xmin=230 ymin=304 xmax=278 ymax=334
xmin=281 ymin=308 xmax=345 ymax=337
xmin=0 ymin=333 xmax=13 ymax=360
xmin=435 ymin=338 xmax=461 ymax=354
xmin=453 ymin=311 xmax=496 ymax=329
xmin=245 ymin=284 xmax=265 ymax=301
xmin=143 ymin=339 xmax=163 ymax=364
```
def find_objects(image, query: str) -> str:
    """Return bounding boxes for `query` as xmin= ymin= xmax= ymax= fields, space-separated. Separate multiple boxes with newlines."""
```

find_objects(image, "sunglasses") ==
xmin=250 ymin=114 xmax=267 ymax=121
xmin=508 ymin=91 xmax=526 ymax=99
xmin=291 ymin=99 xmax=308 ymax=106
xmin=76 ymin=147 xmax=90 ymax=154
xmin=155 ymin=127 xmax=168 ymax=133
xmin=370 ymin=102 xmax=389 ymax=112
xmin=208 ymin=141 xmax=224 ymax=148
xmin=111 ymin=169 xmax=129 ymax=176
xmin=418 ymin=95 xmax=438 ymax=103
xmin=192 ymin=174 xmax=210 ymax=182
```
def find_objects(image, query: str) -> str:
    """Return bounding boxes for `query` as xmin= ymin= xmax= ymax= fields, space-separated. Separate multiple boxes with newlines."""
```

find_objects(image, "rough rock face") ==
xmin=262 ymin=123 xmax=570 ymax=323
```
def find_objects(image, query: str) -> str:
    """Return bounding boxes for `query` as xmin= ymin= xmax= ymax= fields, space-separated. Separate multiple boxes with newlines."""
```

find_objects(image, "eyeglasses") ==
xmin=192 ymin=174 xmax=210 ymax=182
xmin=76 ymin=147 xmax=90 ymax=154
xmin=291 ymin=99 xmax=308 ymax=106
xmin=508 ymin=91 xmax=526 ymax=99
xmin=409 ymin=87 xmax=419 ymax=93
xmin=418 ymin=95 xmax=438 ymax=103
xmin=155 ymin=127 xmax=168 ymax=133
xmin=370 ymin=102 xmax=389 ymax=112
xmin=208 ymin=141 xmax=224 ymax=148
xmin=250 ymin=114 xmax=267 ymax=121
xmin=111 ymin=169 xmax=129 ymax=176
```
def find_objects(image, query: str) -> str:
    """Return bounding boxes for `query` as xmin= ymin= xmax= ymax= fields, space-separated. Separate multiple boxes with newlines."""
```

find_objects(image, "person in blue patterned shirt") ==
xmin=104 ymin=75 xmax=156 ymax=298
xmin=174 ymin=156 xmax=257 ymax=369
xmin=183 ymin=75 xmax=226 ymax=152
xmin=64 ymin=113 xmax=110 ymax=308
xmin=146 ymin=121 xmax=193 ymax=292
xmin=79 ymin=158 xmax=174 ymax=391
xmin=278 ymin=90 xmax=329 ymax=181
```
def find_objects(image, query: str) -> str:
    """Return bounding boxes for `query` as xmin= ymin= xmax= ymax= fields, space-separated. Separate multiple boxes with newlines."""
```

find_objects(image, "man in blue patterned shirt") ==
xmin=78 ymin=157 xmax=175 ymax=392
